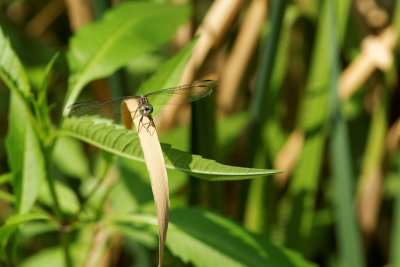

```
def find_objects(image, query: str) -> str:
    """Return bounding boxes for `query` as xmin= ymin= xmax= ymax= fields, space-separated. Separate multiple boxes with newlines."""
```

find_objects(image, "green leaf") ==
xmin=53 ymin=136 xmax=90 ymax=179
xmin=61 ymin=117 xmax=281 ymax=180
xmin=63 ymin=1 xmax=190 ymax=115
xmin=118 ymin=156 xmax=188 ymax=196
xmin=284 ymin=0 xmax=330 ymax=248
xmin=19 ymin=244 xmax=87 ymax=267
xmin=0 ymin=27 xmax=46 ymax=214
xmin=328 ymin=1 xmax=365 ymax=267
xmin=38 ymin=180 xmax=80 ymax=215
xmin=11 ymin=116 xmax=46 ymax=214
xmin=0 ymin=27 xmax=30 ymax=96
xmin=0 ymin=172 xmax=13 ymax=185
xmin=0 ymin=213 xmax=49 ymax=259
xmin=20 ymin=247 xmax=64 ymax=267
xmin=6 ymin=95 xmax=45 ymax=214
xmin=36 ymin=53 xmax=59 ymax=133
xmin=108 ymin=208 xmax=316 ymax=267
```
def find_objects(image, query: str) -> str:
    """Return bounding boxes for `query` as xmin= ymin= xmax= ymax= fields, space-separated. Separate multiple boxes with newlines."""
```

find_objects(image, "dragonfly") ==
xmin=68 ymin=80 xmax=218 ymax=132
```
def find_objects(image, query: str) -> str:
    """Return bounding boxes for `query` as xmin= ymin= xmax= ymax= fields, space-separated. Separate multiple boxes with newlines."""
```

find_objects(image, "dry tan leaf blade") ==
xmin=121 ymin=99 xmax=170 ymax=267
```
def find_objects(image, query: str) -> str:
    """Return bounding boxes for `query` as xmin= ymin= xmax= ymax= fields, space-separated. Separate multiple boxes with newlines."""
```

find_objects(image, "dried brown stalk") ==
xmin=156 ymin=0 xmax=245 ymax=129
xmin=218 ymin=0 xmax=267 ymax=112
xmin=64 ymin=0 xmax=93 ymax=31
xmin=339 ymin=26 xmax=396 ymax=101
xmin=273 ymin=129 xmax=305 ymax=187
xmin=25 ymin=0 xmax=65 ymax=37
xmin=121 ymin=99 xmax=170 ymax=267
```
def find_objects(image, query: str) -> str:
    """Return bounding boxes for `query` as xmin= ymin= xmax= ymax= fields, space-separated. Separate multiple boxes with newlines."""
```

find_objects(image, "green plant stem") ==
xmin=68 ymin=163 xmax=111 ymax=225
xmin=240 ymin=0 xmax=287 ymax=220
xmin=246 ymin=0 xmax=287 ymax=165
xmin=44 ymin=149 xmax=63 ymax=221
xmin=44 ymin=146 xmax=72 ymax=267
xmin=0 ymin=172 xmax=13 ymax=185
xmin=391 ymin=152 xmax=400 ymax=267
xmin=328 ymin=1 xmax=364 ymax=266
xmin=60 ymin=230 xmax=73 ymax=267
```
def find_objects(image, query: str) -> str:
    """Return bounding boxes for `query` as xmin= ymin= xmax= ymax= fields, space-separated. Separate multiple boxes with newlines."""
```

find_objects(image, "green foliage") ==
xmin=0 ymin=28 xmax=30 ymax=96
xmin=0 ymin=213 xmax=49 ymax=259
xmin=64 ymin=1 xmax=190 ymax=115
xmin=109 ymin=208 xmax=315 ymax=267
xmin=61 ymin=117 xmax=280 ymax=180
xmin=167 ymin=208 xmax=316 ymax=267
xmin=328 ymin=1 xmax=364 ymax=266
xmin=52 ymin=136 xmax=90 ymax=179
xmin=0 ymin=28 xmax=46 ymax=214
xmin=1 ymin=0 xmax=397 ymax=266
xmin=0 ymin=1 xmax=291 ymax=265
xmin=20 ymin=247 xmax=65 ymax=267
xmin=283 ymin=0 xmax=335 ymax=249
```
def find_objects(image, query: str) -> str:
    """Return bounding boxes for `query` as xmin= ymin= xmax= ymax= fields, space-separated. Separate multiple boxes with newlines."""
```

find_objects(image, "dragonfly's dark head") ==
xmin=139 ymin=103 xmax=153 ymax=116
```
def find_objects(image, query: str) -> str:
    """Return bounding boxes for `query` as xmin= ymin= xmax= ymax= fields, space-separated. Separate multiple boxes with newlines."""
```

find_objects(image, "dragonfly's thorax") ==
xmin=137 ymin=97 xmax=153 ymax=116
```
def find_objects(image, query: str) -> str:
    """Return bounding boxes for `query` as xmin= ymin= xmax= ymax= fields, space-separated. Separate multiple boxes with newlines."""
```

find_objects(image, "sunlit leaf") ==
xmin=0 ymin=27 xmax=45 ymax=214
xmin=53 ymin=136 xmax=90 ymax=179
xmin=20 ymin=247 xmax=64 ymax=267
xmin=108 ymin=208 xmax=316 ymax=267
xmin=63 ymin=1 xmax=190 ymax=115
xmin=61 ymin=117 xmax=281 ymax=180
xmin=0 ymin=28 xmax=30 ymax=96
xmin=38 ymin=180 xmax=80 ymax=215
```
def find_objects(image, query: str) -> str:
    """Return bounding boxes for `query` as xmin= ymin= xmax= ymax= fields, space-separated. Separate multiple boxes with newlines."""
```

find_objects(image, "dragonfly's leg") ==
xmin=148 ymin=116 xmax=155 ymax=130
xmin=133 ymin=107 xmax=138 ymax=119
xmin=147 ymin=116 xmax=156 ymax=135
xmin=138 ymin=116 xmax=144 ymax=133
xmin=133 ymin=98 xmax=142 ymax=119
xmin=139 ymin=116 xmax=155 ymax=134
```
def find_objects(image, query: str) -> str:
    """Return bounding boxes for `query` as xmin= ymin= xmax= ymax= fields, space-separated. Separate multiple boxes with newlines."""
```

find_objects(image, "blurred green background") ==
xmin=0 ymin=0 xmax=400 ymax=266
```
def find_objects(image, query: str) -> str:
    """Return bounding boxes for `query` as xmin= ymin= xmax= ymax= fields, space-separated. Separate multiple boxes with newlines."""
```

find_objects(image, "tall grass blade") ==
xmin=241 ymin=0 xmax=288 ymax=221
xmin=244 ymin=5 xmax=299 ymax=234
xmin=283 ymin=0 xmax=331 ymax=247
xmin=328 ymin=1 xmax=365 ymax=266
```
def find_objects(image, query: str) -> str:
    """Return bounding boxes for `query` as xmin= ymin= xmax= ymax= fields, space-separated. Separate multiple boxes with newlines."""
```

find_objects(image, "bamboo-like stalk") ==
xmin=121 ymin=99 xmax=169 ymax=267
xmin=64 ymin=0 xmax=93 ymax=31
xmin=25 ymin=0 xmax=65 ymax=37
xmin=273 ymin=129 xmax=304 ymax=187
xmin=218 ymin=0 xmax=267 ymax=112
xmin=338 ymin=26 xmax=396 ymax=101
xmin=356 ymin=85 xmax=387 ymax=235
xmin=273 ymin=24 xmax=397 ymax=198
xmin=157 ymin=0 xmax=245 ymax=129
xmin=387 ymin=118 xmax=400 ymax=155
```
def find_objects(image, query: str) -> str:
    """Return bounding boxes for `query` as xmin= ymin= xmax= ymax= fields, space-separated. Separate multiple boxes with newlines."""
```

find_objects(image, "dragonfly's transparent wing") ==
xmin=144 ymin=80 xmax=217 ymax=108
xmin=68 ymin=96 xmax=137 ymax=119
xmin=67 ymin=80 xmax=217 ymax=120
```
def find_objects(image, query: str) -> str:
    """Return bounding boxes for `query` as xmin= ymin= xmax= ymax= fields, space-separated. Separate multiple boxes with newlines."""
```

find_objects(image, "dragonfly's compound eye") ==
xmin=145 ymin=104 xmax=153 ymax=115
xmin=139 ymin=104 xmax=153 ymax=115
